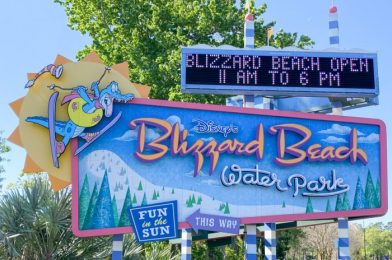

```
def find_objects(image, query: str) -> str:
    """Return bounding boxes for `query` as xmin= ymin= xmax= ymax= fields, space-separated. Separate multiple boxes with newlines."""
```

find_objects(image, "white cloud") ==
xmin=201 ymin=179 xmax=221 ymax=186
xmin=114 ymin=128 xmax=160 ymax=142
xmin=114 ymin=114 xmax=185 ymax=142
xmin=358 ymin=133 xmax=379 ymax=143
xmin=114 ymin=129 xmax=138 ymax=141
xmin=318 ymin=124 xmax=365 ymax=136
xmin=201 ymin=137 xmax=215 ymax=142
xmin=321 ymin=136 xmax=348 ymax=144
xmin=166 ymin=115 xmax=184 ymax=131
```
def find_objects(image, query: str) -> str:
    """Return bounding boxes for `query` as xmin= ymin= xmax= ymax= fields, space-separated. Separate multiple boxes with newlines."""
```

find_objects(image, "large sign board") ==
xmin=72 ymin=99 xmax=387 ymax=237
xmin=181 ymin=46 xmax=379 ymax=97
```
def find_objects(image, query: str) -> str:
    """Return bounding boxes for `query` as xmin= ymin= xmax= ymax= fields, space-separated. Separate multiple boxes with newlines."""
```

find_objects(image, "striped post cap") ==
xmin=112 ymin=234 xmax=123 ymax=260
xmin=329 ymin=5 xmax=340 ymax=47
xmin=243 ymin=12 xmax=255 ymax=107
xmin=338 ymin=218 xmax=351 ymax=260
xmin=181 ymin=228 xmax=192 ymax=260
xmin=265 ymin=222 xmax=277 ymax=260
xmin=244 ymin=12 xmax=255 ymax=48
xmin=244 ymin=224 xmax=257 ymax=260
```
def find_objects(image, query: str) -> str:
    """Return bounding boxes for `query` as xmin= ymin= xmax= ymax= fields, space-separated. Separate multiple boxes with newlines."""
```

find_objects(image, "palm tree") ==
xmin=0 ymin=176 xmax=111 ymax=259
xmin=0 ymin=175 xmax=183 ymax=259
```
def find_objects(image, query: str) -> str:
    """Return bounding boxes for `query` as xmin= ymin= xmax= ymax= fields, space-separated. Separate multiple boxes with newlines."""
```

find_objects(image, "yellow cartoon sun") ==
xmin=8 ymin=51 xmax=150 ymax=191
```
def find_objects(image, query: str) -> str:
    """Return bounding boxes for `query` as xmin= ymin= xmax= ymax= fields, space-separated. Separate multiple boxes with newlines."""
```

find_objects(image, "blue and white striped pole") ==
xmin=329 ymin=2 xmax=343 ymax=114
xmin=244 ymin=12 xmax=255 ymax=49
xmin=243 ymin=11 xmax=257 ymax=259
xmin=329 ymin=4 xmax=340 ymax=47
xmin=181 ymin=228 xmax=192 ymax=260
xmin=264 ymin=223 xmax=277 ymax=260
xmin=243 ymin=11 xmax=255 ymax=108
xmin=112 ymin=234 xmax=123 ymax=260
xmin=338 ymin=218 xmax=351 ymax=260
xmin=244 ymin=224 xmax=257 ymax=260
xmin=329 ymin=6 xmax=348 ymax=258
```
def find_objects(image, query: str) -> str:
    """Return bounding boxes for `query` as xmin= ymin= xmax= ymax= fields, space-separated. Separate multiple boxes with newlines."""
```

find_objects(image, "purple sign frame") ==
xmin=71 ymin=98 xmax=387 ymax=237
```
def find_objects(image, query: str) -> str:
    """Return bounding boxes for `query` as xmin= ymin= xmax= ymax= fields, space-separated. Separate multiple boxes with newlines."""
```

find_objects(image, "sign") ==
xmin=128 ymin=201 xmax=179 ymax=243
xmin=72 ymin=98 xmax=387 ymax=237
xmin=186 ymin=209 xmax=240 ymax=234
xmin=181 ymin=46 xmax=379 ymax=97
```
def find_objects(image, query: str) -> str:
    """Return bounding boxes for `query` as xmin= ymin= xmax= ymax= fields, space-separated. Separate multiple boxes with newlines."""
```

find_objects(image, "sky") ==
xmin=0 ymin=0 xmax=391 ymax=225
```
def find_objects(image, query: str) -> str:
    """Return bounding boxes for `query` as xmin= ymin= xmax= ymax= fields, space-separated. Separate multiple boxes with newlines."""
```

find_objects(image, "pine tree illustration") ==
xmin=83 ymin=182 xmax=98 ymax=230
xmin=365 ymin=170 xmax=378 ymax=208
xmin=326 ymin=199 xmax=332 ymax=212
xmin=282 ymin=201 xmax=286 ymax=208
xmin=224 ymin=202 xmax=230 ymax=214
xmin=162 ymin=186 xmax=165 ymax=191
xmin=197 ymin=196 xmax=202 ymax=205
xmin=157 ymin=191 xmax=160 ymax=198
xmin=112 ymin=195 xmax=119 ymax=226
xmin=191 ymin=194 xmax=196 ymax=204
xmin=375 ymin=178 xmax=381 ymax=207
xmin=90 ymin=171 xmax=115 ymax=228
xmin=132 ymin=193 xmax=137 ymax=204
xmin=171 ymin=188 xmax=175 ymax=194
xmin=141 ymin=192 xmax=147 ymax=206
xmin=118 ymin=187 xmax=132 ymax=227
xmin=137 ymin=181 xmax=143 ymax=191
xmin=219 ymin=203 xmax=225 ymax=211
xmin=342 ymin=192 xmax=351 ymax=211
xmin=306 ymin=197 xmax=313 ymax=213
xmin=186 ymin=198 xmax=193 ymax=208
xmin=335 ymin=194 xmax=343 ymax=211
xmin=187 ymin=195 xmax=193 ymax=206
xmin=79 ymin=175 xmax=90 ymax=226
xmin=352 ymin=177 xmax=369 ymax=210
xmin=152 ymin=190 xmax=158 ymax=200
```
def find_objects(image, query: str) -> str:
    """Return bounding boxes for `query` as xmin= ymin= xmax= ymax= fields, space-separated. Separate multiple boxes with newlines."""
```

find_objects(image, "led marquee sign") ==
xmin=181 ymin=46 xmax=379 ymax=97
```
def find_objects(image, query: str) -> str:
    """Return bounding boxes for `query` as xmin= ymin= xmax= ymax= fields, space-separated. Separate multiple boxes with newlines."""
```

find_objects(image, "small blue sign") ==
xmin=128 ymin=201 xmax=178 ymax=243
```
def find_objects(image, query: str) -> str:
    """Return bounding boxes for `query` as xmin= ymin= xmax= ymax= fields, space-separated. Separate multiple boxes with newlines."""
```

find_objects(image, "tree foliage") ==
xmin=0 ymin=176 xmax=111 ymax=259
xmin=0 ymin=133 xmax=11 ymax=192
xmin=55 ymin=0 xmax=314 ymax=104
xmin=0 ymin=176 xmax=184 ymax=259
xmin=301 ymin=224 xmax=337 ymax=260
xmin=363 ymin=222 xmax=392 ymax=258
xmin=277 ymin=229 xmax=305 ymax=259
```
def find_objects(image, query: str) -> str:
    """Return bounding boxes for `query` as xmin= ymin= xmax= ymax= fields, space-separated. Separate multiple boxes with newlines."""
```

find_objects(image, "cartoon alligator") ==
xmin=26 ymin=79 xmax=134 ymax=158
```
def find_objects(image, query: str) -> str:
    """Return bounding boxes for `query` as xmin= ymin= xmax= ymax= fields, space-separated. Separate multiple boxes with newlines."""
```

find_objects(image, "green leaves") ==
xmin=0 ymin=176 xmax=111 ymax=258
xmin=56 ymin=0 xmax=314 ymax=104
xmin=0 ymin=133 xmax=10 ymax=192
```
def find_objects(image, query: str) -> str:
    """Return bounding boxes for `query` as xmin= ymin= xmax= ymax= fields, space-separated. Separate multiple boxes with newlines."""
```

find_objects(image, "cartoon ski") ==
xmin=48 ymin=92 xmax=60 ymax=168
xmin=74 ymin=111 xmax=122 ymax=156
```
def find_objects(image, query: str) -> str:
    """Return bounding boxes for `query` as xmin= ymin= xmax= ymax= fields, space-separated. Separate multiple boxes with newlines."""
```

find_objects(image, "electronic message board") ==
xmin=181 ymin=46 xmax=379 ymax=97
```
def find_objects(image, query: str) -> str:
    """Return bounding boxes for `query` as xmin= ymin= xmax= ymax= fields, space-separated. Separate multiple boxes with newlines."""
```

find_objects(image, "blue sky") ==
xmin=0 ymin=0 xmax=391 ymax=224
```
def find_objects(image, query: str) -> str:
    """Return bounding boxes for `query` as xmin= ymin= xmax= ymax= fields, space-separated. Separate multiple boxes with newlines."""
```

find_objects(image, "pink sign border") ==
xmin=71 ymin=98 xmax=388 ymax=237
